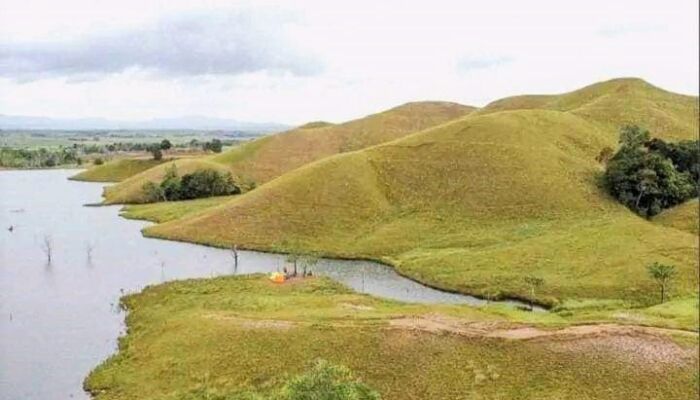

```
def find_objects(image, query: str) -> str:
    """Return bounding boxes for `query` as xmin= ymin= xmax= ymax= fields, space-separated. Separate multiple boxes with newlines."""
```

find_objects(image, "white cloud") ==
xmin=0 ymin=10 xmax=320 ymax=81
xmin=0 ymin=0 xmax=697 ymax=124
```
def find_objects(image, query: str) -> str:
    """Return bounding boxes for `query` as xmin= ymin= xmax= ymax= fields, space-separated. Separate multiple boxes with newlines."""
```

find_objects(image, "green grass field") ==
xmin=120 ymin=196 xmax=233 ymax=223
xmin=70 ymin=158 xmax=168 ymax=182
xmin=101 ymin=102 xmax=474 ymax=203
xmin=144 ymin=91 xmax=699 ymax=307
xmin=654 ymin=199 xmax=699 ymax=235
xmin=85 ymin=275 xmax=698 ymax=400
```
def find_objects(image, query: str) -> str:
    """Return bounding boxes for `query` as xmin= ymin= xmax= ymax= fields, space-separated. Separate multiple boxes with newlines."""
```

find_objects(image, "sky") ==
xmin=0 ymin=0 xmax=698 ymax=125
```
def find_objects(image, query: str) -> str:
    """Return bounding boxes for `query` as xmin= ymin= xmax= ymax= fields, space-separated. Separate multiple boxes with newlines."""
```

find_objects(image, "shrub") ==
xmin=203 ymin=139 xmax=223 ymax=153
xmin=142 ymin=181 xmax=165 ymax=202
xmin=278 ymin=360 xmax=381 ymax=400
xmin=93 ymin=157 xmax=104 ymax=165
xmin=142 ymin=167 xmax=240 ymax=202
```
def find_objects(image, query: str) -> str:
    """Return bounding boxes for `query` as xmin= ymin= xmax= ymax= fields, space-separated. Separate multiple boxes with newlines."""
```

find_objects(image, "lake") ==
xmin=0 ymin=169 xmax=533 ymax=399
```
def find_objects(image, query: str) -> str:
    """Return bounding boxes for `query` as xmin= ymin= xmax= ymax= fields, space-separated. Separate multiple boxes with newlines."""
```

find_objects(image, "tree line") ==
xmin=142 ymin=165 xmax=240 ymax=202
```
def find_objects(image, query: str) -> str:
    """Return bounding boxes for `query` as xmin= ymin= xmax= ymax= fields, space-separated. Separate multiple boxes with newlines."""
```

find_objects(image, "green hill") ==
xmin=478 ymin=78 xmax=697 ymax=141
xmin=144 ymin=79 xmax=698 ymax=306
xmin=70 ymin=158 xmax=167 ymax=182
xmin=102 ymin=101 xmax=474 ymax=204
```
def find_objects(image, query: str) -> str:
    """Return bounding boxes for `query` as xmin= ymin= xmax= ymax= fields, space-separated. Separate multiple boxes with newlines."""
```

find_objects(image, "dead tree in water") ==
xmin=41 ymin=235 xmax=53 ymax=264
xmin=230 ymin=245 xmax=239 ymax=271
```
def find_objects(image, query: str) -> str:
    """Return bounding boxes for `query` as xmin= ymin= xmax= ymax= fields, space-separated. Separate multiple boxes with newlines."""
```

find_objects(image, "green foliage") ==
xmin=277 ymin=360 xmax=380 ymax=400
xmin=0 ymin=146 xmax=82 ymax=168
xmin=160 ymin=139 xmax=173 ymax=151
xmin=647 ymin=262 xmax=677 ymax=303
xmin=204 ymin=139 xmax=224 ymax=153
xmin=604 ymin=125 xmax=697 ymax=217
xmin=141 ymin=167 xmax=240 ymax=203
xmin=94 ymin=157 xmax=104 ymax=165
xmin=646 ymin=138 xmax=700 ymax=182
xmin=150 ymin=146 xmax=164 ymax=160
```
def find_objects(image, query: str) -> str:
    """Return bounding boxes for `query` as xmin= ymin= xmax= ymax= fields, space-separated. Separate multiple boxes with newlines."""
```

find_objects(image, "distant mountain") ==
xmin=0 ymin=114 xmax=290 ymax=132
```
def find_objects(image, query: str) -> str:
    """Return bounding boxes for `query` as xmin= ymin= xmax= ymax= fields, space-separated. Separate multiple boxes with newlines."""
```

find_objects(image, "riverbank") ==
xmin=85 ymin=274 xmax=699 ymax=400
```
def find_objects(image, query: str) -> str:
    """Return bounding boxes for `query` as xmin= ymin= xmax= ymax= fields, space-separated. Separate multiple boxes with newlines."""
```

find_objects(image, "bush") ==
xmin=203 ymin=139 xmax=223 ymax=153
xmin=603 ymin=125 xmax=698 ymax=217
xmin=94 ymin=157 xmax=104 ymax=165
xmin=141 ymin=167 xmax=240 ymax=202
xmin=278 ymin=360 xmax=381 ymax=400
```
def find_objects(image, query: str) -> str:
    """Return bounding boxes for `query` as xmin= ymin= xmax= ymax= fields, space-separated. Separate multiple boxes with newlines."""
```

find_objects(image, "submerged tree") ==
xmin=647 ymin=262 xmax=677 ymax=303
xmin=41 ymin=234 xmax=53 ymax=264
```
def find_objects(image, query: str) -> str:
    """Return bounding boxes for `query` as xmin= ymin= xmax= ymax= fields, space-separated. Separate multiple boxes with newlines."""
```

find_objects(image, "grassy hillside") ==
xmin=120 ymin=196 xmax=233 ymax=223
xmin=654 ymin=199 xmax=699 ymax=235
xmin=70 ymin=158 xmax=167 ymax=182
xmin=102 ymin=102 xmax=474 ymax=204
xmin=145 ymin=79 xmax=699 ymax=306
xmin=478 ymin=78 xmax=698 ymax=141
xmin=85 ymin=275 xmax=698 ymax=400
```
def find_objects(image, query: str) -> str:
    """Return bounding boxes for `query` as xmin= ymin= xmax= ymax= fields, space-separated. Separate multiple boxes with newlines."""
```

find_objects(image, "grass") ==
xmin=102 ymin=102 xmax=474 ymax=203
xmin=477 ymin=78 xmax=698 ymax=141
xmin=144 ymin=103 xmax=699 ymax=307
xmin=70 ymin=158 xmax=168 ymax=182
xmin=120 ymin=196 xmax=234 ymax=223
xmin=85 ymin=275 xmax=698 ymax=400
xmin=654 ymin=199 xmax=699 ymax=235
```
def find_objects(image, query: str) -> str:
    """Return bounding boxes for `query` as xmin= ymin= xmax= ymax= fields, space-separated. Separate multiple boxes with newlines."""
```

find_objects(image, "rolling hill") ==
xmin=477 ymin=77 xmax=697 ymax=141
xmin=144 ymin=78 xmax=699 ymax=306
xmin=102 ymin=101 xmax=474 ymax=204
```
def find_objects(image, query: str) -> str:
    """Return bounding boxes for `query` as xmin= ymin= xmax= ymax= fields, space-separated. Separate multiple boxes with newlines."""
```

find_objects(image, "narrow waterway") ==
xmin=0 ymin=169 xmax=536 ymax=400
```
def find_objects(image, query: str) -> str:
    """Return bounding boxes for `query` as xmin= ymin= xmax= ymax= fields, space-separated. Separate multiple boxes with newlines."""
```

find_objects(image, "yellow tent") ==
xmin=269 ymin=272 xmax=286 ymax=283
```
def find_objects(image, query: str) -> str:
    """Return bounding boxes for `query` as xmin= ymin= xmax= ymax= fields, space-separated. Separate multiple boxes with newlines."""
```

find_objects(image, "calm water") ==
xmin=0 ymin=169 xmax=531 ymax=400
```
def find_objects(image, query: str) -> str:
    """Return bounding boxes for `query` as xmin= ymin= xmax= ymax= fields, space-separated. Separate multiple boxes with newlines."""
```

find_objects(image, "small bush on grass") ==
xmin=141 ymin=166 xmax=240 ymax=203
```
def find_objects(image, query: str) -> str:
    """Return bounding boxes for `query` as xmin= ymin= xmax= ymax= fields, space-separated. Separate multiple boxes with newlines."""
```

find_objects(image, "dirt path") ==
xmin=388 ymin=314 xmax=698 ymax=367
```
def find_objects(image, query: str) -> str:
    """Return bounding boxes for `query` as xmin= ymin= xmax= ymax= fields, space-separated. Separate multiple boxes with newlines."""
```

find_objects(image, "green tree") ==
xmin=278 ymin=359 xmax=380 ymax=400
xmin=604 ymin=126 xmax=696 ymax=217
xmin=619 ymin=124 xmax=650 ymax=148
xmin=647 ymin=262 xmax=676 ymax=303
xmin=160 ymin=139 xmax=173 ymax=151
xmin=150 ymin=146 xmax=163 ymax=160
xmin=204 ymin=139 xmax=223 ymax=153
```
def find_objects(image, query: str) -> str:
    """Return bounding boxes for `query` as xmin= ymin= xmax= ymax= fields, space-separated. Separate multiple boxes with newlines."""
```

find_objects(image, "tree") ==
xmin=178 ymin=169 xmax=240 ymax=200
xmin=204 ymin=139 xmax=223 ymax=153
xmin=278 ymin=359 xmax=380 ymax=400
xmin=647 ymin=262 xmax=676 ymax=303
xmin=160 ymin=139 xmax=172 ymax=151
xmin=40 ymin=234 xmax=53 ymax=264
xmin=604 ymin=126 xmax=696 ymax=217
xmin=619 ymin=124 xmax=650 ymax=148
xmin=301 ymin=254 xmax=319 ymax=276
xmin=150 ymin=146 xmax=163 ymax=160
xmin=286 ymin=253 xmax=300 ymax=276
xmin=523 ymin=275 xmax=544 ymax=311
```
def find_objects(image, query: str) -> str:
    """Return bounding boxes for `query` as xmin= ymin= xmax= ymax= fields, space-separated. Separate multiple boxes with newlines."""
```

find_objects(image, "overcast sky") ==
xmin=0 ymin=0 xmax=697 ymax=124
